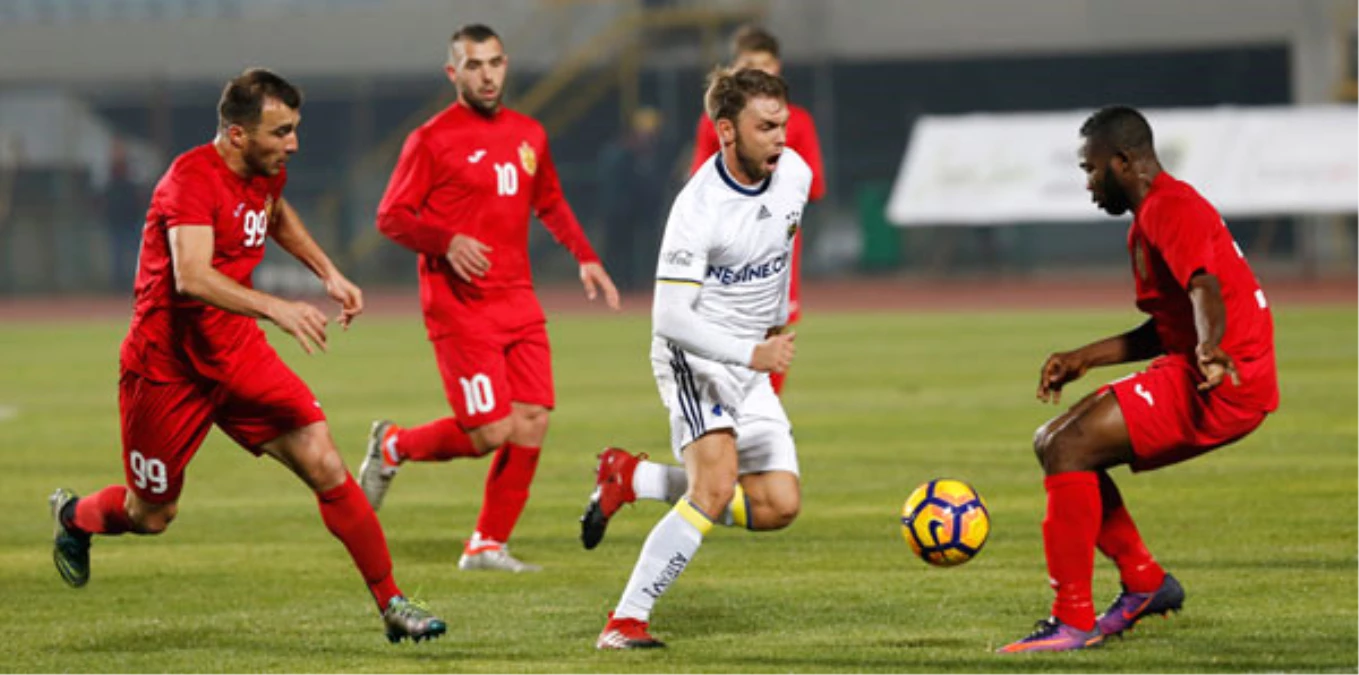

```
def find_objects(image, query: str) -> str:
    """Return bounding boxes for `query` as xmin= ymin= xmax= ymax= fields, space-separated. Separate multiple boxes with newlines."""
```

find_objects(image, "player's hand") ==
xmin=446 ymin=234 xmax=492 ymax=283
xmin=323 ymin=274 xmax=364 ymax=329
xmin=1037 ymin=350 xmax=1088 ymax=404
xmin=766 ymin=325 xmax=788 ymax=338
xmin=750 ymin=331 xmax=796 ymax=373
xmin=1195 ymin=342 xmax=1241 ymax=391
xmin=269 ymin=300 xmax=329 ymax=355
xmin=579 ymin=262 xmax=621 ymax=310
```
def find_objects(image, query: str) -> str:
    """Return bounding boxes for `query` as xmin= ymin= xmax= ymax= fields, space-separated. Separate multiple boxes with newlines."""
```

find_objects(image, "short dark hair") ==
xmin=731 ymin=24 xmax=779 ymax=59
xmin=451 ymin=23 xmax=500 ymax=47
xmin=704 ymin=67 xmax=788 ymax=123
xmin=217 ymin=68 xmax=302 ymax=131
xmin=1080 ymin=105 xmax=1154 ymax=154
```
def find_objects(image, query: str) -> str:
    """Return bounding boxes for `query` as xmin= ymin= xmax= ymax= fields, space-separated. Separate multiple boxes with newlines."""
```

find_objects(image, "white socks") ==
xmin=632 ymin=460 xmax=687 ymax=502
xmin=613 ymin=498 xmax=712 ymax=621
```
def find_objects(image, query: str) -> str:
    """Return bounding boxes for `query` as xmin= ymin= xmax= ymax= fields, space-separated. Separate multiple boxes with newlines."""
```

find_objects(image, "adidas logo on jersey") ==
xmin=757 ymin=205 xmax=772 ymax=220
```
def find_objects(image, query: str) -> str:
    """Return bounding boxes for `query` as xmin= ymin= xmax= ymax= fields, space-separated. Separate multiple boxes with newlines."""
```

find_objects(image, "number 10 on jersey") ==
xmin=460 ymin=374 xmax=496 ymax=414
xmin=494 ymin=162 xmax=518 ymax=196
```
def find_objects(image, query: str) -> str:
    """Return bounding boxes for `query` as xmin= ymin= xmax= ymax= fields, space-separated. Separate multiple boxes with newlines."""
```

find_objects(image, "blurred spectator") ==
xmin=596 ymin=106 xmax=669 ymax=292
xmin=101 ymin=138 xmax=146 ymax=290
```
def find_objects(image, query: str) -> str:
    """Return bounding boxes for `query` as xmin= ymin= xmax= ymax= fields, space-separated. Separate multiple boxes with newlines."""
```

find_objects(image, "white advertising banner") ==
xmin=886 ymin=106 xmax=1358 ymax=226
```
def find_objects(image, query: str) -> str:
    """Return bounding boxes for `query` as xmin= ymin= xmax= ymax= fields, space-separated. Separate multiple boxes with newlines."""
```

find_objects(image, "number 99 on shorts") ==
xmin=129 ymin=450 xmax=169 ymax=495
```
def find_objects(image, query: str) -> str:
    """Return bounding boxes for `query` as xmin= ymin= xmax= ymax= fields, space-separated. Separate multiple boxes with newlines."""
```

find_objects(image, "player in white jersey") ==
xmin=584 ymin=68 xmax=810 ymax=650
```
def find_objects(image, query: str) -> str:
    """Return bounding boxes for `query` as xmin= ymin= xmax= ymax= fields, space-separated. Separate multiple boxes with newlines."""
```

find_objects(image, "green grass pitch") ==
xmin=1 ymin=304 xmax=1354 ymax=672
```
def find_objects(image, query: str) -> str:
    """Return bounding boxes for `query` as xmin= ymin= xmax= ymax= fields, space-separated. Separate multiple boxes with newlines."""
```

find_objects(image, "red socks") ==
xmin=317 ymin=474 xmax=402 ymax=609
xmin=391 ymin=418 xmax=479 ymax=462
xmin=473 ymin=444 xmax=541 ymax=544
xmin=1043 ymin=472 xmax=1101 ymax=631
xmin=1098 ymin=504 xmax=1165 ymax=593
xmin=71 ymin=485 xmax=136 ymax=535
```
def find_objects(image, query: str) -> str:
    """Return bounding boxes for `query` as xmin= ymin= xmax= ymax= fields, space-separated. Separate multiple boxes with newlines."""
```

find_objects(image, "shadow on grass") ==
xmin=60 ymin=625 xmax=475 ymax=662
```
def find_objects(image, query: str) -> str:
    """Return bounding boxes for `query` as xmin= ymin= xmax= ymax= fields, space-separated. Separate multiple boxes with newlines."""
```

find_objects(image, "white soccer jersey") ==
xmin=652 ymin=148 xmax=813 ymax=357
xmin=648 ymin=147 xmax=811 ymax=462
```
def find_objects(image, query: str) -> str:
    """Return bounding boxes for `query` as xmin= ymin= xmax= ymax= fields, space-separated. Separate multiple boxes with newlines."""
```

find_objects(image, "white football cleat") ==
xmin=457 ymin=540 xmax=541 ymax=573
xmin=358 ymin=420 xmax=399 ymax=511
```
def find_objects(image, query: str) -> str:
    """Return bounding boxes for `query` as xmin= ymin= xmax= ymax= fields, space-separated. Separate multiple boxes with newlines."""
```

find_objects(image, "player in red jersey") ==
xmin=999 ymin=106 xmax=1278 ymax=653
xmin=689 ymin=25 xmax=825 ymax=396
xmin=47 ymin=69 xmax=445 ymax=644
xmin=362 ymin=23 xmax=620 ymax=572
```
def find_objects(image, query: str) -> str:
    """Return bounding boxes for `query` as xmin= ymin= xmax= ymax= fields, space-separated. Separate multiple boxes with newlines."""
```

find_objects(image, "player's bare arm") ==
xmin=1187 ymin=271 xmax=1240 ymax=390
xmin=168 ymin=225 xmax=329 ymax=355
xmin=1037 ymin=318 xmax=1161 ymax=404
xmin=271 ymin=197 xmax=364 ymax=328
xmin=579 ymin=261 xmax=621 ymax=310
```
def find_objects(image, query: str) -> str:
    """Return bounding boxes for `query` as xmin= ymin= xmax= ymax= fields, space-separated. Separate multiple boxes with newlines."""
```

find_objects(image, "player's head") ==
xmin=216 ymin=68 xmax=303 ymax=177
xmin=447 ymin=23 xmax=507 ymax=116
xmin=1079 ymin=105 xmax=1156 ymax=216
xmin=705 ymin=67 xmax=789 ymax=182
xmin=730 ymin=25 xmax=781 ymax=77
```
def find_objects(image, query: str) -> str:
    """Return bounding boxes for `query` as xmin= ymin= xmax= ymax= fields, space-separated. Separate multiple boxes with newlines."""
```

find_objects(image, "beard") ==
xmin=462 ymin=88 xmax=502 ymax=117
xmin=243 ymin=146 xmax=280 ymax=177
xmin=1098 ymin=164 xmax=1132 ymax=215
xmin=733 ymin=133 xmax=770 ymax=182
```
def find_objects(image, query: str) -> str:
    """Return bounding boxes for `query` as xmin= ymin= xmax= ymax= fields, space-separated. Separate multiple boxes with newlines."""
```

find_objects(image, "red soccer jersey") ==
xmin=1129 ymin=172 xmax=1277 ymax=410
xmin=377 ymin=102 xmax=599 ymax=339
xmin=689 ymin=102 xmax=826 ymax=201
xmin=121 ymin=144 xmax=283 ymax=383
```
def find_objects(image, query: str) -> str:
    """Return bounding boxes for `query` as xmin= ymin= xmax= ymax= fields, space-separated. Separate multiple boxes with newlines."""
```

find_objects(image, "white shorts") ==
xmin=651 ymin=340 xmax=799 ymax=476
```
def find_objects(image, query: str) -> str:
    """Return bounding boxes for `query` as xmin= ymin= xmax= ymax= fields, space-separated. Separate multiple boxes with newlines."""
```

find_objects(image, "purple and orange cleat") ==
xmin=997 ymin=617 xmax=1103 ymax=654
xmin=579 ymin=447 xmax=643 ymax=550
xmin=1096 ymin=573 xmax=1185 ymax=637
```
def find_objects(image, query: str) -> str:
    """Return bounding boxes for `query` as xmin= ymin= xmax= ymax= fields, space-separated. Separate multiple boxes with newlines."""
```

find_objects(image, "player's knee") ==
xmin=687 ymin=484 xmax=736 ymax=520
xmin=759 ymin=497 xmax=800 ymax=531
xmin=513 ymin=406 xmax=550 ymax=445
xmin=1037 ymin=425 xmax=1089 ymax=475
xmin=1032 ymin=420 xmax=1054 ymax=466
xmin=469 ymin=419 xmax=512 ymax=455
xmin=128 ymin=501 xmax=177 ymax=534
xmin=305 ymin=447 xmax=348 ymax=492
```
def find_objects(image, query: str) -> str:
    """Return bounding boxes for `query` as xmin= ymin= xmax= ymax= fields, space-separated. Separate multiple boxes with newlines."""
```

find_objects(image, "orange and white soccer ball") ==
xmin=900 ymin=478 xmax=990 ymax=567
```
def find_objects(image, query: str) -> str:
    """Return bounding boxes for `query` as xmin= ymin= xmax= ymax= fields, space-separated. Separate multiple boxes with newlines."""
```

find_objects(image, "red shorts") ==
xmin=1104 ymin=354 xmax=1272 ymax=472
xmin=118 ymin=348 xmax=325 ymax=503
xmin=432 ymin=320 xmax=554 ymax=429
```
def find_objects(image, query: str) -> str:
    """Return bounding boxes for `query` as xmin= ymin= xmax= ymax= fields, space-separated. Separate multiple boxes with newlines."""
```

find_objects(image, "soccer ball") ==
xmin=900 ymin=478 xmax=990 ymax=567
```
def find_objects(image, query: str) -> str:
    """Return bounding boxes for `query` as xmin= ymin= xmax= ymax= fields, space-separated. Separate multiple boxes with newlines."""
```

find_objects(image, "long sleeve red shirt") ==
xmin=377 ymin=102 xmax=599 ymax=338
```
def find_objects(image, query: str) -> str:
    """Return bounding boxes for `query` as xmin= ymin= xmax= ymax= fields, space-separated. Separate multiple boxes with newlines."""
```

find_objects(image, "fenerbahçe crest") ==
xmin=785 ymin=210 xmax=801 ymax=244
xmin=518 ymin=141 xmax=537 ymax=177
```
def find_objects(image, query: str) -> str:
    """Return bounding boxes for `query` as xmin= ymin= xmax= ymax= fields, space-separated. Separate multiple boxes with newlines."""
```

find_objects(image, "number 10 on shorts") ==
xmin=460 ymin=374 xmax=496 ymax=414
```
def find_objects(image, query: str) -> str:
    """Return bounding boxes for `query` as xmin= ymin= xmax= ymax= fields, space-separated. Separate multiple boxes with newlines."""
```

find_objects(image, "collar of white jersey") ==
xmin=713 ymin=153 xmax=772 ymax=197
